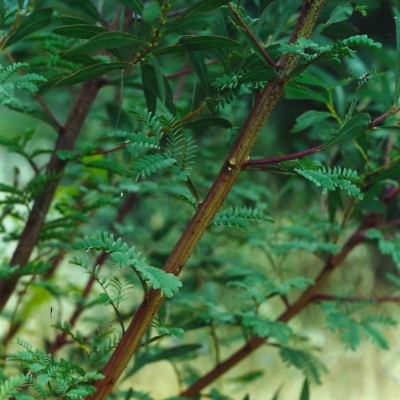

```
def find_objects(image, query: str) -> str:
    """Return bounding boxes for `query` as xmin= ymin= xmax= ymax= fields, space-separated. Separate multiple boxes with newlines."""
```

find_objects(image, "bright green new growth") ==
xmin=73 ymin=231 xmax=182 ymax=298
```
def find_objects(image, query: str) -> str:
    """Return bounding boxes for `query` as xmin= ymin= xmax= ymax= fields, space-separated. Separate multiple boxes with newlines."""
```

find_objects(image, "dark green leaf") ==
xmin=83 ymin=159 xmax=126 ymax=175
xmin=62 ymin=31 xmax=149 ymax=56
xmin=285 ymin=82 xmax=329 ymax=103
xmin=179 ymin=35 xmax=240 ymax=51
xmin=291 ymin=111 xmax=333 ymax=133
xmin=378 ymin=125 xmax=400 ymax=133
xmin=53 ymin=24 xmax=108 ymax=39
xmin=326 ymin=3 xmax=355 ymax=25
xmin=239 ymin=66 xmax=276 ymax=84
xmin=162 ymin=75 xmax=177 ymax=116
xmin=294 ymin=71 xmax=328 ymax=88
xmin=188 ymin=51 xmax=209 ymax=95
xmin=242 ymin=53 xmax=270 ymax=71
xmin=271 ymin=387 xmax=282 ymax=400
xmin=254 ymin=3 xmax=275 ymax=38
xmin=147 ymin=54 xmax=165 ymax=106
xmin=125 ymin=344 xmax=202 ymax=376
xmin=58 ymin=15 xmax=94 ymax=25
xmin=61 ymin=54 xmax=101 ymax=65
xmin=163 ymin=14 xmax=215 ymax=35
xmin=178 ymin=0 xmax=231 ymax=19
xmin=299 ymin=378 xmax=310 ymax=400
xmin=324 ymin=113 xmax=370 ymax=148
xmin=182 ymin=117 xmax=232 ymax=129
xmin=55 ymin=0 xmax=100 ymax=23
xmin=152 ymin=45 xmax=187 ymax=56
xmin=115 ymin=0 xmax=143 ymax=15
xmin=141 ymin=63 xmax=159 ymax=114
xmin=314 ymin=3 xmax=355 ymax=37
xmin=0 ymin=0 xmax=4 ymax=30
xmin=143 ymin=1 xmax=161 ymax=23
xmin=54 ymin=62 xmax=130 ymax=86
xmin=2 ymin=8 xmax=53 ymax=49
xmin=394 ymin=10 xmax=400 ymax=105
xmin=105 ymin=101 xmax=133 ymax=132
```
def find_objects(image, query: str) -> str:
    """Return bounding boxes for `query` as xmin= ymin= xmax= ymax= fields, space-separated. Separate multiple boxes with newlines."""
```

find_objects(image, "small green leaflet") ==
xmin=323 ymin=113 xmax=370 ymax=148
xmin=55 ymin=62 xmax=130 ymax=86
xmin=62 ymin=31 xmax=149 ymax=57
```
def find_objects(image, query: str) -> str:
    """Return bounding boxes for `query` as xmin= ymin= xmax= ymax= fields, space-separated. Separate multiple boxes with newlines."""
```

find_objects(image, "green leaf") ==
xmin=377 ymin=125 xmax=400 ymax=133
xmin=62 ymin=31 xmax=149 ymax=56
xmin=285 ymin=82 xmax=329 ymax=103
xmin=291 ymin=111 xmax=333 ymax=133
xmin=0 ymin=0 xmax=4 ymax=30
xmin=126 ymin=344 xmax=202 ymax=376
xmin=54 ymin=62 xmax=130 ymax=86
xmin=394 ymin=11 xmax=400 ymax=105
xmin=182 ymin=116 xmax=232 ymax=129
xmin=179 ymin=35 xmax=240 ymax=51
xmin=178 ymin=0 xmax=231 ymax=19
xmin=53 ymin=24 xmax=108 ymax=39
xmin=324 ymin=113 xmax=370 ymax=148
xmin=55 ymin=0 xmax=100 ymax=23
xmin=254 ymin=3 xmax=275 ymax=38
xmin=163 ymin=14 xmax=215 ymax=35
xmin=240 ymin=66 xmax=276 ymax=84
xmin=2 ymin=8 xmax=53 ymax=49
xmin=188 ymin=51 xmax=209 ymax=95
xmin=83 ymin=159 xmax=126 ymax=175
xmin=138 ymin=266 xmax=182 ymax=298
xmin=143 ymin=1 xmax=161 ymax=23
xmin=313 ymin=3 xmax=355 ymax=37
xmin=58 ymin=15 xmax=94 ymax=25
xmin=141 ymin=63 xmax=159 ymax=114
xmin=128 ymin=153 xmax=177 ymax=181
xmin=279 ymin=347 xmax=327 ymax=384
xmin=299 ymin=378 xmax=310 ymax=400
xmin=115 ymin=0 xmax=143 ymax=15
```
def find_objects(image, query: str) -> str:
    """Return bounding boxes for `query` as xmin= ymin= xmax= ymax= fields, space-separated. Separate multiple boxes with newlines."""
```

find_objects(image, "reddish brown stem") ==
xmin=370 ymin=106 xmax=400 ymax=128
xmin=90 ymin=1 xmax=328 ymax=398
xmin=243 ymin=145 xmax=324 ymax=168
xmin=227 ymin=3 xmax=277 ymax=69
xmin=179 ymin=214 xmax=377 ymax=398
xmin=0 ymin=78 xmax=104 ymax=315
xmin=180 ymin=185 xmax=400 ymax=398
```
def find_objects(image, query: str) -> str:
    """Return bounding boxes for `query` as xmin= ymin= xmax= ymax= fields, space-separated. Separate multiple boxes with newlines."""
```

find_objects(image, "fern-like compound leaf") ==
xmin=239 ymin=312 xmax=293 ymax=343
xmin=279 ymin=346 xmax=328 ymax=384
xmin=135 ymin=265 xmax=182 ymax=298
xmin=128 ymin=153 xmax=177 ymax=181
xmin=212 ymin=206 xmax=273 ymax=229
xmin=295 ymin=166 xmax=363 ymax=199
